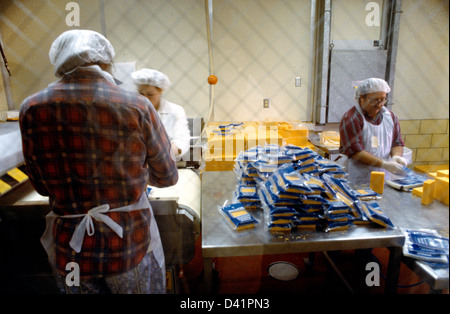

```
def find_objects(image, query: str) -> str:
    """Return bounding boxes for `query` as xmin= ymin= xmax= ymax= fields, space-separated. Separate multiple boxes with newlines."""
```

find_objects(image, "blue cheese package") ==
xmin=352 ymin=189 xmax=380 ymax=201
xmin=404 ymin=229 xmax=449 ymax=252
xmin=267 ymin=222 xmax=294 ymax=232
xmin=273 ymin=164 xmax=315 ymax=194
xmin=220 ymin=202 xmax=258 ymax=231
xmin=401 ymin=228 xmax=449 ymax=265
xmin=257 ymin=152 xmax=294 ymax=165
xmin=235 ymin=185 xmax=259 ymax=202
xmin=266 ymin=205 xmax=298 ymax=217
xmin=323 ymin=220 xmax=353 ymax=232
xmin=284 ymin=145 xmax=317 ymax=161
xmin=360 ymin=202 xmax=394 ymax=228
xmin=386 ymin=167 xmax=428 ymax=191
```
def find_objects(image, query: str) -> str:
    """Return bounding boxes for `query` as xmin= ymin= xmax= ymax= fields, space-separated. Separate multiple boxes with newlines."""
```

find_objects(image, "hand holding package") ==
xmin=381 ymin=160 xmax=406 ymax=175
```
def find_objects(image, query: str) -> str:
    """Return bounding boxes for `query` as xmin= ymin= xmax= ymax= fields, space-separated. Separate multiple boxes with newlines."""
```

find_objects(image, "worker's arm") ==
xmin=352 ymin=149 xmax=406 ymax=175
xmin=351 ymin=150 xmax=383 ymax=168
xmin=391 ymin=145 xmax=404 ymax=158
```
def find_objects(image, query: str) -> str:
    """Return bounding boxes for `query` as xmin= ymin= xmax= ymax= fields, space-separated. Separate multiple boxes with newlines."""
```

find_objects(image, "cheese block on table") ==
xmin=370 ymin=171 xmax=385 ymax=195
xmin=437 ymin=170 xmax=449 ymax=178
xmin=421 ymin=179 xmax=435 ymax=205
xmin=412 ymin=186 xmax=423 ymax=197
xmin=434 ymin=177 xmax=449 ymax=205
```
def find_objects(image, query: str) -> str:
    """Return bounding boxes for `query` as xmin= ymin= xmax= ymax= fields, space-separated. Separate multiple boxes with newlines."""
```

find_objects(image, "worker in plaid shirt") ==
xmin=19 ymin=30 xmax=178 ymax=293
xmin=339 ymin=78 xmax=406 ymax=186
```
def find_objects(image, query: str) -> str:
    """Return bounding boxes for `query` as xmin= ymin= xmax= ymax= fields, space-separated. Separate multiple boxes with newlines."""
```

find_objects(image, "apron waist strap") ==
xmin=57 ymin=195 xmax=149 ymax=253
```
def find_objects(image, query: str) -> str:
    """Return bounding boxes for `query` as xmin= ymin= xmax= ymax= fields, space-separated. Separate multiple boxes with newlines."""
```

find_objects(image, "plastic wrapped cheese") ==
xmin=320 ymin=131 xmax=340 ymax=148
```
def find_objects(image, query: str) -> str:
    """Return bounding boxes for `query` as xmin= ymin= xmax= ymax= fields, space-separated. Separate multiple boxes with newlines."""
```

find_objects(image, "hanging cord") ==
xmin=201 ymin=0 xmax=215 ymax=139
xmin=0 ymin=42 xmax=11 ymax=76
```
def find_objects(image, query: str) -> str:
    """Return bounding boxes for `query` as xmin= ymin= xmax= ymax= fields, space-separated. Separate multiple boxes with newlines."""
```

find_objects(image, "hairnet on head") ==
xmin=49 ymin=29 xmax=115 ymax=77
xmin=354 ymin=78 xmax=391 ymax=100
xmin=131 ymin=69 xmax=172 ymax=90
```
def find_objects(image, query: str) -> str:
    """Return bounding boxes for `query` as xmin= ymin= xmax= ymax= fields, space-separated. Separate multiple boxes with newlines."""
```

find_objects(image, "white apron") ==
xmin=40 ymin=192 xmax=165 ymax=289
xmin=347 ymin=105 xmax=394 ymax=186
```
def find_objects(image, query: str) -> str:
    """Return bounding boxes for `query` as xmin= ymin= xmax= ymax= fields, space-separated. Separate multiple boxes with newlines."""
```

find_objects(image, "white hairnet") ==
xmin=354 ymin=78 xmax=391 ymax=100
xmin=131 ymin=68 xmax=171 ymax=90
xmin=49 ymin=29 xmax=115 ymax=77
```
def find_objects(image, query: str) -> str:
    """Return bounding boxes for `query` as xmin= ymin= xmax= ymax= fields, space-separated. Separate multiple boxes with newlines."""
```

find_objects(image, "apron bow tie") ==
xmin=68 ymin=204 xmax=124 ymax=253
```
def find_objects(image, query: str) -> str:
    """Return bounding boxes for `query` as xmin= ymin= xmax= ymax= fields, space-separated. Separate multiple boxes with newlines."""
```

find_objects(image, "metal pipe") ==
xmin=99 ymin=0 xmax=107 ymax=38
xmin=308 ymin=0 xmax=317 ymax=124
xmin=202 ymin=0 xmax=214 ymax=132
xmin=317 ymin=0 xmax=332 ymax=125
xmin=0 ymin=30 xmax=14 ymax=110
xmin=385 ymin=0 xmax=402 ymax=109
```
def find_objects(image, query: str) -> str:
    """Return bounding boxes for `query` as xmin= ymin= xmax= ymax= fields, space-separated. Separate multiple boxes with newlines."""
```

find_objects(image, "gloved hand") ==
xmin=381 ymin=160 xmax=406 ymax=175
xmin=392 ymin=155 xmax=408 ymax=167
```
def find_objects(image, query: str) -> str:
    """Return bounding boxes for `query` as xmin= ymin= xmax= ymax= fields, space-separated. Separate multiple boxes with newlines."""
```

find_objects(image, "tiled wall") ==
xmin=400 ymin=119 xmax=449 ymax=166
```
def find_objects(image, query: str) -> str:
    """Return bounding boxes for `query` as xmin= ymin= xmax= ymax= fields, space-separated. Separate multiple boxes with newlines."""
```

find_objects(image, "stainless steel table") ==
xmin=201 ymin=171 xmax=449 ymax=294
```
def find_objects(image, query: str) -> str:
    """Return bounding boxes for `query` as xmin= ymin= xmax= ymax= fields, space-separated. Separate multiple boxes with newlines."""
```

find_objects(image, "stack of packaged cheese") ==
xmin=227 ymin=144 xmax=394 ymax=233
xmin=204 ymin=121 xmax=312 ymax=171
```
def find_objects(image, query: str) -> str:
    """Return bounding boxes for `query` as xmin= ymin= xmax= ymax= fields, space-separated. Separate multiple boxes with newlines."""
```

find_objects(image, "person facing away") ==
xmin=339 ymin=78 xmax=407 ymax=186
xmin=19 ymin=29 xmax=178 ymax=294
xmin=131 ymin=68 xmax=190 ymax=159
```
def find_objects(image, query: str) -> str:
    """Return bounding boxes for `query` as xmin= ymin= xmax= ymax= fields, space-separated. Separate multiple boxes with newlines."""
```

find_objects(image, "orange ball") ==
xmin=207 ymin=75 xmax=218 ymax=85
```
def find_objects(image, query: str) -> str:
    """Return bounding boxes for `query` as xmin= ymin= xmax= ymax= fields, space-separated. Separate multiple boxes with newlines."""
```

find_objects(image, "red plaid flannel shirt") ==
xmin=19 ymin=68 xmax=178 ymax=278
xmin=339 ymin=106 xmax=404 ymax=157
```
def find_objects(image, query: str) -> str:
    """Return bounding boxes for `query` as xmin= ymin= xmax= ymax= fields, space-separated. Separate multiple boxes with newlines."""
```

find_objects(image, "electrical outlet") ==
xmin=263 ymin=99 xmax=269 ymax=108
xmin=295 ymin=77 xmax=301 ymax=87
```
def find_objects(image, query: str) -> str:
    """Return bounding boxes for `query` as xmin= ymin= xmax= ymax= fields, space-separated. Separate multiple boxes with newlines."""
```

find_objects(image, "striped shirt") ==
xmin=19 ymin=68 xmax=178 ymax=278
xmin=339 ymin=106 xmax=404 ymax=157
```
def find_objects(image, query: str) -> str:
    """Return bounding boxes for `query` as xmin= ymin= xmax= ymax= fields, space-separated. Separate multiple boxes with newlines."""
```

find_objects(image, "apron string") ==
xmin=65 ymin=203 xmax=127 ymax=253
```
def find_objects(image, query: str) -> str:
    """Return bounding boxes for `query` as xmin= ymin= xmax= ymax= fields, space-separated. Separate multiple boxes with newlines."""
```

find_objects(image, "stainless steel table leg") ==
xmin=203 ymin=257 xmax=213 ymax=293
xmin=386 ymin=246 xmax=402 ymax=294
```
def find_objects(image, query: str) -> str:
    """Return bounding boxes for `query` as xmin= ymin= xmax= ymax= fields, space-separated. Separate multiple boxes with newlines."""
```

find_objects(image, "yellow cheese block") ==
xmin=283 ymin=137 xmax=311 ymax=148
xmin=414 ymin=164 xmax=449 ymax=173
xmin=370 ymin=171 xmax=385 ymax=195
xmin=204 ymin=149 xmax=236 ymax=161
xmin=205 ymin=158 xmax=235 ymax=171
xmin=259 ymin=121 xmax=293 ymax=131
xmin=434 ymin=177 xmax=449 ymax=205
xmin=244 ymin=129 xmax=283 ymax=148
xmin=412 ymin=186 xmax=423 ymax=197
xmin=421 ymin=179 xmax=435 ymax=205
xmin=437 ymin=170 xmax=449 ymax=178
xmin=278 ymin=128 xmax=308 ymax=139
xmin=207 ymin=133 xmax=245 ymax=156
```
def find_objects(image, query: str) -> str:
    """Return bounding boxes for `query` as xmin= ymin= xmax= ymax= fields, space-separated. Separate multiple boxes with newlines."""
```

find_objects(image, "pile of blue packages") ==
xmin=401 ymin=228 xmax=449 ymax=268
xmin=231 ymin=144 xmax=394 ymax=233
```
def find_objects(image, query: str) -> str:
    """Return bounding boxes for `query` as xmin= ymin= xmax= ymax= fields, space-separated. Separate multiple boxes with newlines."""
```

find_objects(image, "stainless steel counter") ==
xmin=0 ymin=122 xmax=24 ymax=177
xmin=201 ymin=171 xmax=449 ymax=293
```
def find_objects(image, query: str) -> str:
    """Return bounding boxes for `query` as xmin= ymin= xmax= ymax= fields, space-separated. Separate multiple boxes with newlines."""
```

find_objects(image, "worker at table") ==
xmin=131 ymin=68 xmax=190 ymax=160
xmin=339 ymin=78 xmax=407 ymax=186
xmin=19 ymin=29 xmax=178 ymax=294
